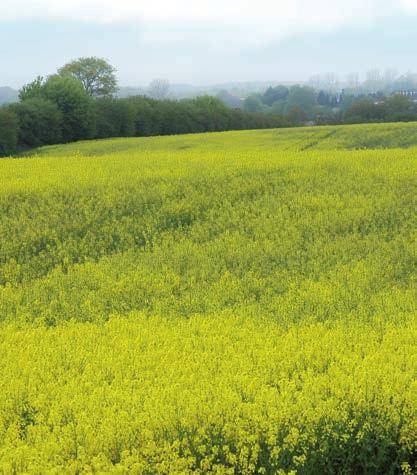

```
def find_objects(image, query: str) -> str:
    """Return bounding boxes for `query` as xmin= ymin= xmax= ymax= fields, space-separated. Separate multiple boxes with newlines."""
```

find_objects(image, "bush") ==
xmin=0 ymin=108 xmax=18 ymax=155
xmin=9 ymin=81 xmax=286 ymax=153
xmin=9 ymin=98 xmax=62 ymax=148
xmin=94 ymin=97 xmax=136 ymax=139
xmin=130 ymin=96 xmax=162 ymax=136
xmin=42 ymin=76 xmax=96 ymax=142
xmin=20 ymin=75 xmax=96 ymax=142
xmin=126 ymin=95 xmax=285 ymax=138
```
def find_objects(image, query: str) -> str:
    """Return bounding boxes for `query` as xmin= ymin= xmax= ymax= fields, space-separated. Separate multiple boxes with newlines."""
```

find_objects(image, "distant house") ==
xmin=392 ymin=90 xmax=417 ymax=101
xmin=393 ymin=90 xmax=417 ymax=96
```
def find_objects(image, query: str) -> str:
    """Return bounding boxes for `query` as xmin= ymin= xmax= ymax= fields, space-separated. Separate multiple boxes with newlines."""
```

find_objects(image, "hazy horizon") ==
xmin=2 ymin=0 xmax=417 ymax=88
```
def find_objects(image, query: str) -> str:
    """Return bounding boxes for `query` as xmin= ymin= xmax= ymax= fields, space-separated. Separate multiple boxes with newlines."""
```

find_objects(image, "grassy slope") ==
xmin=0 ymin=123 xmax=416 ymax=473
xmin=22 ymin=121 xmax=417 ymax=157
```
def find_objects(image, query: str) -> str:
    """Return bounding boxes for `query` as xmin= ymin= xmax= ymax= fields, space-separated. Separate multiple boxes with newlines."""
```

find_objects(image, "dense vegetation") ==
xmin=243 ymin=84 xmax=417 ymax=125
xmin=4 ymin=58 xmax=417 ymax=157
xmin=0 ymin=73 xmax=287 ymax=157
xmin=0 ymin=123 xmax=416 ymax=473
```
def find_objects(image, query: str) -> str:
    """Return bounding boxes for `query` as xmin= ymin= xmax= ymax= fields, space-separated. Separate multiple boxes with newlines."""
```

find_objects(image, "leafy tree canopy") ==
xmin=262 ymin=86 xmax=289 ymax=106
xmin=58 ymin=57 xmax=118 ymax=97
xmin=0 ymin=108 xmax=18 ymax=155
xmin=243 ymin=94 xmax=264 ymax=113
xmin=19 ymin=75 xmax=95 ymax=142
xmin=19 ymin=76 xmax=45 ymax=102
xmin=9 ymin=98 xmax=62 ymax=147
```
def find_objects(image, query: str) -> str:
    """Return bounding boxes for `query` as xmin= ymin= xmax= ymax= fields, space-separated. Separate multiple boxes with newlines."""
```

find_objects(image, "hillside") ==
xmin=28 ymin=121 xmax=417 ymax=157
xmin=0 ymin=124 xmax=416 ymax=473
xmin=0 ymin=86 xmax=18 ymax=105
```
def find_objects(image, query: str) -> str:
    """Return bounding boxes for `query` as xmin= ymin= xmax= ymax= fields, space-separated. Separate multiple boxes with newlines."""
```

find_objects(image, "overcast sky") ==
xmin=2 ymin=0 xmax=417 ymax=88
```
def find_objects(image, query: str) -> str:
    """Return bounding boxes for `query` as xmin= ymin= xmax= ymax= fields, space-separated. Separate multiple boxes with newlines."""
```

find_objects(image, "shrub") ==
xmin=0 ymin=107 xmax=18 ymax=155
xmin=10 ymin=98 xmax=62 ymax=148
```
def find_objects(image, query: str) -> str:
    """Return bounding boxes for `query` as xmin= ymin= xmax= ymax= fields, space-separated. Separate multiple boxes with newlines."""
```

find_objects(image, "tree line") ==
xmin=241 ymin=84 xmax=417 ymax=125
xmin=0 ymin=58 xmax=289 ymax=156
xmin=3 ymin=57 xmax=417 ymax=156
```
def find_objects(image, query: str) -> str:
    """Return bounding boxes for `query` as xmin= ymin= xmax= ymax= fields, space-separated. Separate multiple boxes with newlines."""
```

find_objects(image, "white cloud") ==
xmin=0 ymin=1 xmax=371 ymax=28
xmin=399 ymin=0 xmax=417 ymax=11
xmin=0 ymin=0 xmax=413 ymax=44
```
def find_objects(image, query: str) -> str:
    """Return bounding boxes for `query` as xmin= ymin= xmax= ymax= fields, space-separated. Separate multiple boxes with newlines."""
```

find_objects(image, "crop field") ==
xmin=0 ymin=122 xmax=416 ymax=473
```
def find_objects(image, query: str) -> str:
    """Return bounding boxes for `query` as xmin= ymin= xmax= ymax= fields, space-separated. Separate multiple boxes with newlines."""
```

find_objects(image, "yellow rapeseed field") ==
xmin=0 ymin=123 xmax=416 ymax=473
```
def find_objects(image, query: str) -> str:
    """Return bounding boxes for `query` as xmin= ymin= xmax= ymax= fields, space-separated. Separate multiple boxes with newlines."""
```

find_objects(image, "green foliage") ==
xmin=9 ymin=98 xmax=62 ymax=148
xmin=262 ymin=85 xmax=289 ymax=106
xmin=19 ymin=75 xmax=96 ymax=143
xmin=243 ymin=94 xmax=265 ymax=113
xmin=255 ymin=85 xmax=317 ymax=123
xmin=41 ymin=75 xmax=96 ymax=142
xmin=345 ymin=95 xmax=417 ymax=124
xmin=94 ymin=97 xmax=136 ymax=138
xmin=285 ymin=85 xmax=317 ymax=119
xmin=345 ymin=98 xmax=385 ymax=123
xmin=58 ymin=57 xmax=118 ymax=97
xmin=0 ymin=124 xmax=416 ymax=472
xmin=0 ymin=107 xmax=18 ymax=155
xmin=18 ymin=76 xmax=45 ymax=102
xmin=123 ymin=95 xmax=285 ymax=138
xmin=10 ymin=83 xmax=285 ymax=154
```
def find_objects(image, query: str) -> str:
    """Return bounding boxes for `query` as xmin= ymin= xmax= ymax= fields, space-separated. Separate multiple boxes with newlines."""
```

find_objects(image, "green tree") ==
xmin=19 ymin=76 xmax=45 ymax=102
xmin=191 ymin=96 xmax=230 ymax=132
xmin=287 ymin=106 xmax=307 ymax=125
xmin=384 ymin=94 xmax=414 ymax=121
xmin=262 ymin=86 xmax=289 ymax=106
xmin=344 ymin=98 xmax=382 ymax=123
xmin=317 ymin=90 xmax=330 ymax=106
xmin=243 ymin=94 xmax=264 ymax=113
xmin=285 ymin=86 xmax=317 ymax=119
xmin=58 ymin=57 xmax=118 ymax=97
xmin=130 ymin=96 xmax=161 ymax=136
xmin=94 ymin=98 xmax=136 ymax=138
xmin=0 ymin=108 xmax=18 ymax=155
xmin=44 ymin=76 xmax=96 ymax=141
xmin=10 ymin=98 xmax=62 ymax=148
xmin=19 ymin=75 xmax=96 ymax=142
